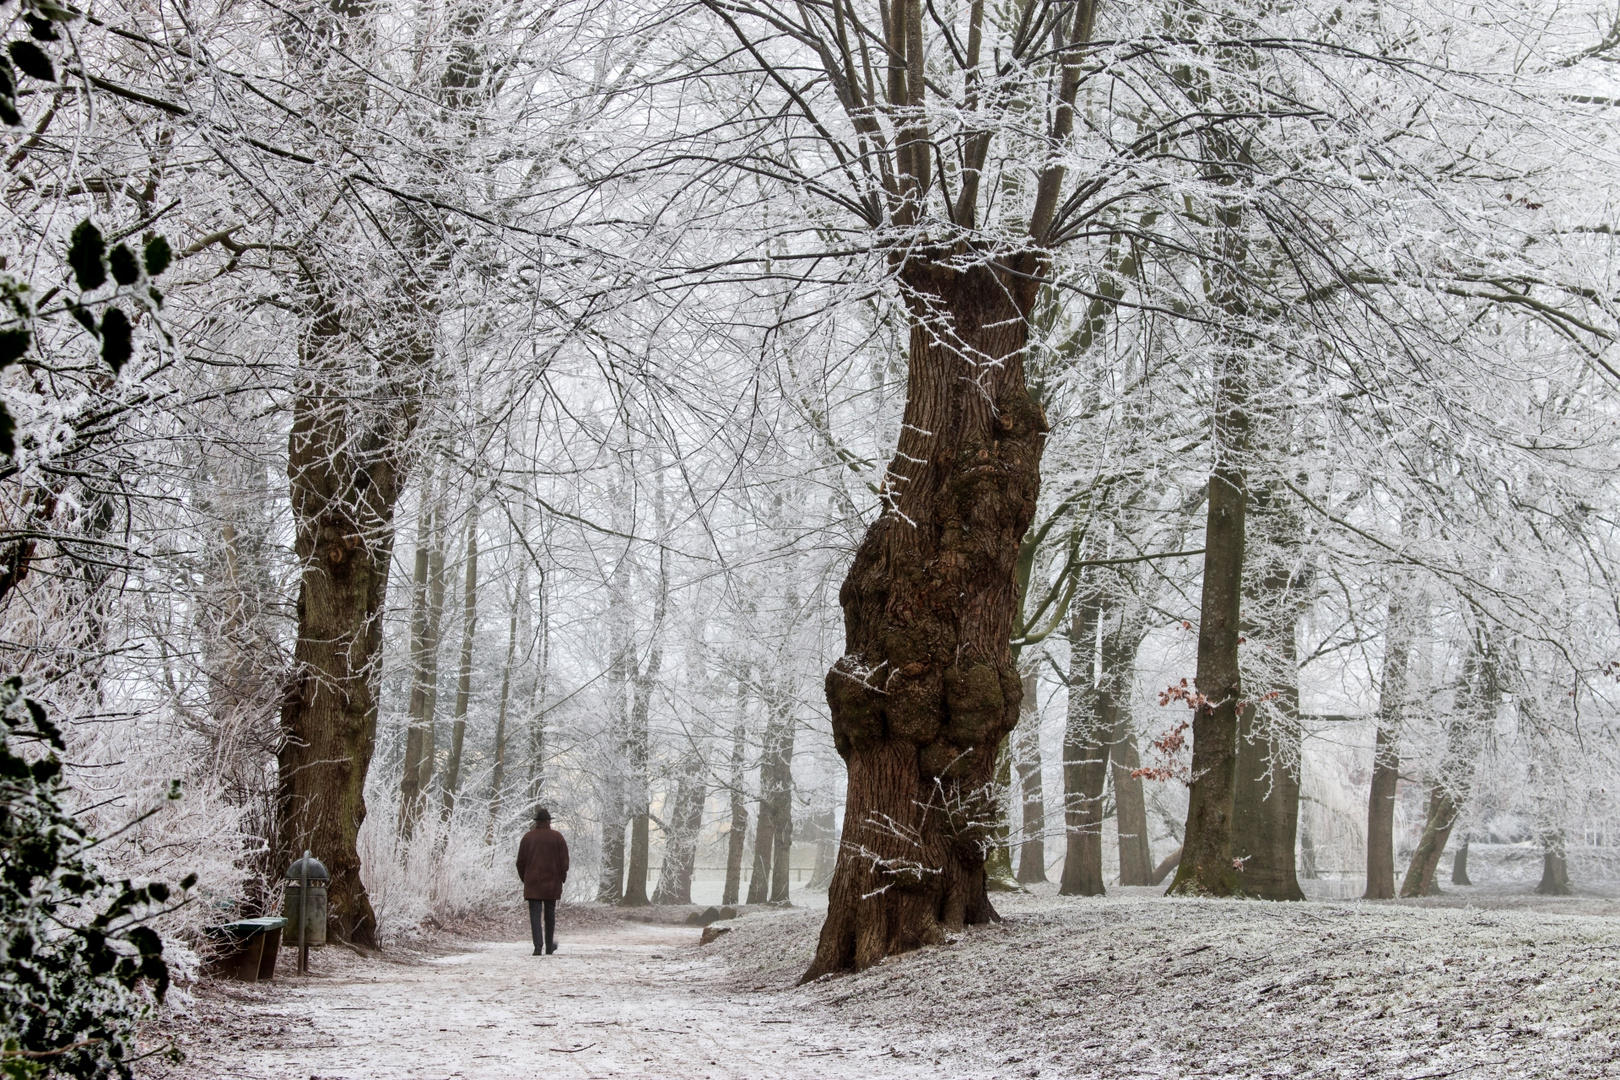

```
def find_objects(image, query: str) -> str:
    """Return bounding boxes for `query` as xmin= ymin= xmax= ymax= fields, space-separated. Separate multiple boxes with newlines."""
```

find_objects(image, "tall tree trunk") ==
xmin=1169 ymin=352 xmax=1249 ymax=897
xmin=442 ymin=504 xmax=479 ymax=818
xmin=723 ymin=672 xmax=749 ymax=907
xmin=1060 ymin=581 xmax=1107 ymax=896
xmin=1229 ymin=484 xmax=1306 ymax=901
xmin=278 ymin=296 xmax=419 ymax=948
xmin=806 ymin=264 xmax=1045 ymax=981
xmin=1364 ymin=592 xmax=1410 ymax=899
xmin=1014 ymin=671 xmax=1048 ymax=884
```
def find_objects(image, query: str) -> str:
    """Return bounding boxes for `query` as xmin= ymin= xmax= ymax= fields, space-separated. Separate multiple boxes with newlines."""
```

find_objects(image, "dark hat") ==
xmin=534 ymin=806 xmax=552 ymax=823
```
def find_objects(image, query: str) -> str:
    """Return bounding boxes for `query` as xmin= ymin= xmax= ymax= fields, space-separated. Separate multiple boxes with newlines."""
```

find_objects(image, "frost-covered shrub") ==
xmin=0 ymin=679 xmax=191 ymax=1079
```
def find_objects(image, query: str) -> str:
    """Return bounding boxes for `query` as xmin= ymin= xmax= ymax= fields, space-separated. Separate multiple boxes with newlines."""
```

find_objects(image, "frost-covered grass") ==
xmin=713 ymin=885 xmax=1620 ymax=1078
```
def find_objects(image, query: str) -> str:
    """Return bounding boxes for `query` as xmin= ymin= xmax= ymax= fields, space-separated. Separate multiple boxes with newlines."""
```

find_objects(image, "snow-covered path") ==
xmin=164 ymin=919 xmax=935 ymax=1080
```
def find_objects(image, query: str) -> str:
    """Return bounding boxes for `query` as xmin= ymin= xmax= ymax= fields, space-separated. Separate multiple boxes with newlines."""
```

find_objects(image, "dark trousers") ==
xmin=527 ymin=899 xmax=556 ymax=952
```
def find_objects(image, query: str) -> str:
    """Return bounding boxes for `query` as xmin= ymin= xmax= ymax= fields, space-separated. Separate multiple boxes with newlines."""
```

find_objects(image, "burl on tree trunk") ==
xmin=804 ymin=262 xmax=1045 ymax=982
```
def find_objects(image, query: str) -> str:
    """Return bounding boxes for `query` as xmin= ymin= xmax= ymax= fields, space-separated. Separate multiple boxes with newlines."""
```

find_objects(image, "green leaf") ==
xmin=32 ymin=1 xmax=82 ymax=22
xmin=0 ymin=327 xmax=28 ymax=366
xmin=100 ymin=306 xmax=131 ymax=371
xmin=7 ymin=41 xmax=54 ymax=82
xmin=147 ymin=285 xmax=163 ymax=308
xmin=180 ymin=872 xmax=197 ymax=889
xmin=143 ymin=235 xmax=171 ymax=277
xmin=108 ymin=243 xmax=139 ymax=286
xmin=0 ymin=402 xmax=13 ymax=457
xmin=26 ymin=16 xmax=60 ymax=41
xmin=68 ymin=303 xmax=97 ymax=337
xmin=67 ymin=220 xmax=105 ymax=291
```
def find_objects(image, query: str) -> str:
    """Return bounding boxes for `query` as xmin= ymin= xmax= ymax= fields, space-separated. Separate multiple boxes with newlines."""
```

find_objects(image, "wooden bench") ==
xmin=204 ymin=917 xmax=288 ymax=982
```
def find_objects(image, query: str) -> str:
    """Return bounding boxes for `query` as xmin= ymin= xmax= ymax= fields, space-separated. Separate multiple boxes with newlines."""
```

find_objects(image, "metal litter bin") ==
xmin=282 ymin=851 xmax=329 ymax=974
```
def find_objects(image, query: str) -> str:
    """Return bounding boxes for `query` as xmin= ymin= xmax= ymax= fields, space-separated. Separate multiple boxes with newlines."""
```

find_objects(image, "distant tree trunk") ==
xmin=1169 ymin=361 xmax=1248 ymax=897
xmin=527 ymin=562 xmax=549 ymax=807
xmin=652 ymin=754 xmax=706 ymax=904
xmin=1298 ymin=827 xmax=1319 ymax=879
xmin=277 ymin=293 xmax=420 ymax=948
xmin=805 ymin=262 xmax=1045 ymax=981
xmin=1014 ymin=671 xmax=1048 ymax=884
xmin=1112 ymin=714 xmax=1154 ymax=886
xmin=622 ymin=549 xmax=667 ymax=908
xmin=745 ymin=796 xmax=775 ymax=905
xmin=442 ymin=504 xmax=480 ymax=818
xmin=1151 ymin=844 xmax=1182 ymax=886
xmin=400 ymin=475 xmax=447 ymax=838
xmin=1535 ymin=832 xmax=1570 ymax=895
xmin=487 ymin=573 xmax=520 ymax=844
xmin=985 ymin=738 xmax=1015 ymax=884
xmin=722 ymin=673 xmax=749 ymax=907
xmin=1401 ymin=628 xmax=1492 ymax=898
xmin=769 ymin=715 xmax=796 ymax=904
xmin=1365 ymin=592 xmax=1410 ymax=899
xmin=807 ymin=810 xmax=837 ymax=890
xmin=1060 ymin=584 xmax=1109 ymax=896
xmin=1451 ymin=835 xmax=1472 ymax=885
xmin=398 ymin=482 xmax=435 ymax=838
xmin=597 ymin=554 xmax=631 ymax=904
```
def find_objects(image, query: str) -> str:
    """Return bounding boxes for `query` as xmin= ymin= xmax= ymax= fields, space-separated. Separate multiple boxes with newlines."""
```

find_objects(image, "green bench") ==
xmin=204 ymin=917 xmax=288 ymax=982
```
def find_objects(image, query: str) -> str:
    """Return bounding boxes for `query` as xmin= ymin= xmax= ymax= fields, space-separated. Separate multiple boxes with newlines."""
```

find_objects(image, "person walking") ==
xmin=516 ymin=807 xmax=569 ymax=955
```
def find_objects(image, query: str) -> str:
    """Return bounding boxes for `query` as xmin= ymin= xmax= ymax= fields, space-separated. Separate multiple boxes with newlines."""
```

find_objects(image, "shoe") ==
xmin=533 ymin=948 xmax=544 ymax=956
xmin=545 ymin=942 xmax=557 ymax=955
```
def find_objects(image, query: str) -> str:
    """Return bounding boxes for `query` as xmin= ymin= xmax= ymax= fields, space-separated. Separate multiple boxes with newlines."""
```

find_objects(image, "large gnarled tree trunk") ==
xmin=278 ymin=294 xmax=420 ymax=947
xmin=806 ymin=263 xmax=1045 ymax=981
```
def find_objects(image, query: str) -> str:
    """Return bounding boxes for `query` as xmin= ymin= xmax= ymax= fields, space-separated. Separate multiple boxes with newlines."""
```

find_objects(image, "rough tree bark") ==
xmin=1014 ymin=671 xmax=1048 ymax=883
xmin=597 ymin=551 xmax=631 ymax=904
xmin=487 ymin=571 xmax=521 ymax=843
xmin=1364 ymin=592 xmax=1410 ymax=899
xmin=804 ymin=262 xmax=1046 ymax=981
xmin=622 ymin=547 xmax=667 ymax=908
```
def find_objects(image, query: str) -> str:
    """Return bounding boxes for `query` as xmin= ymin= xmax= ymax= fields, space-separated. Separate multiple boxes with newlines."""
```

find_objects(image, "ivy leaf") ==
xmin=68 ymin=304 xmax=97 ymax=337
xmin=0 ymin=327 xmax=29 ymax=366
xmin=26 ymin=15 xmax=60 ymax=41
xmin=143 ymin=235 xmax=172 ymax=277
xmin=7 ymin=41 xmax=54 ymax=82
xmin=32 ymin=1 xmax=82 ymax=21
xmin=0 ymin=402 xmax=13 ymax=457
xmin=100 ymin=306 xmax=132 ymax=371
xmin=67 ymin=220 xmax=106 ymax=291
xmin=108 ymin=243 xmax=140 ymax=286
xmin=0 ymin=59 xmax=18 ymax=127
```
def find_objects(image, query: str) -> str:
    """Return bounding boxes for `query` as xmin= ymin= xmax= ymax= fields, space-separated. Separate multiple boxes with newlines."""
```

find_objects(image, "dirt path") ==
xmin=167 ymin=920 xmax=936 ymax=1080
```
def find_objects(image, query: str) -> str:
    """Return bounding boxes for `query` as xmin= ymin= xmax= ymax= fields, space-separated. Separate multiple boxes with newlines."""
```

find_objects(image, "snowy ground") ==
xmin=149 ymin=885 xmax=1620 ymax=1079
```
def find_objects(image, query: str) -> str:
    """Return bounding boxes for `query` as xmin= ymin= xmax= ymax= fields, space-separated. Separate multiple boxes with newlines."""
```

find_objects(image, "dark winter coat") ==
xmin=516 ymin=825 xmax=570 ymax=901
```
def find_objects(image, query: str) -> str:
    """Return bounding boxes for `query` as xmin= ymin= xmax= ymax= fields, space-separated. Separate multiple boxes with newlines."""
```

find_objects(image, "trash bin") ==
xmin=282 ymin=853 xmax=330 ymax=947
